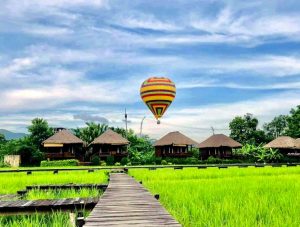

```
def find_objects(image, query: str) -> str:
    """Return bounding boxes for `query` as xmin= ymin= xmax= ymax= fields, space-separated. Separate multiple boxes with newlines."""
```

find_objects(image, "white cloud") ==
xmin=140 ymin=91 xmax=300 ymax=141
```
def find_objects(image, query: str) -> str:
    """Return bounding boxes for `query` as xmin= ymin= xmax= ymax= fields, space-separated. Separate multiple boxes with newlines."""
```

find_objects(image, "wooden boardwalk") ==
xmin=84 ymin=173 xmax=181 ymax=227
xmin=0 ymin=197 xmax=98 ymax=215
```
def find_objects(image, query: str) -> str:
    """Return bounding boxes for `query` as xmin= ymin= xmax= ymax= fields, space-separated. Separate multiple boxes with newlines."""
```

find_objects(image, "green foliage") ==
xmin=40 ymin=159 xmax=79 ymax=167
xmin=0 ymin=133 xmax=6 ymax=144
xmin=286 ymin=105 xmax=300 ymax=138
xmin=206 ymin=156 xmax=223 ymax=164
xmin=161 ymin=160 xmax=168 ymax=165
xmin=263 ymin=115 xmax=288 ymax=140
xmin=234 ymin=144 xmax=283 ymax=163
xmin=120 ymin=157 xmax=128 ymax=165
xmin=28 ymin=118 xmax=53 ymax=149
xmin=0 ymin=136 xmax=44 ymax=166
xmin=115 ymin=162 xmax=121 ymax=166
xmin=100 ymin=160 xmax=107 ymax=166
xmin=185 ymin=157 xmax=199 ymax=164
xmin=229 ymin=113 xmax=267 ymax=145
xmin=74 ymin=122 xmax=108 ymax=144
xmin=106 ymin=156 xmax=114 ymax=165
xmin=91 ymin=156 xmax=100 ymax=166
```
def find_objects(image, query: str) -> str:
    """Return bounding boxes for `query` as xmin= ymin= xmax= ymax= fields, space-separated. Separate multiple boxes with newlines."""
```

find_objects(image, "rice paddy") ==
xmin=0 ymin=170 xmax=108 ymax=194
xmin=0 ymin=170 xmax=107 ymax=226
xmin=130 ymin=166 xmax=300 ymax=227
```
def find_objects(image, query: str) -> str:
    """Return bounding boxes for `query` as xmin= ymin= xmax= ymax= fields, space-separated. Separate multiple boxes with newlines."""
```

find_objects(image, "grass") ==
xmin=130 ymin=166 xmax=300 ymax=227
xmin=0 ymin=170 xmax=108 ymax=194
xmin=0 ymin=170 xmax=107 ymax=226
xmin=0 ymin=212 xmax=73 ymax=227
xmin=25 ymin=188 xmax=102 ymax=200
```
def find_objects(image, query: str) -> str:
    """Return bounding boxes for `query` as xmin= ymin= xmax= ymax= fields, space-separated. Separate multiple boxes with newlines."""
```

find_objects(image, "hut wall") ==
xmin=155 ymin=145 xmax=190 ymax=158
xmin=200 ymin=147 xmax=233 ymax=160
xmin=92 ymin=144 xmax=128 ymax=161
xmin=45 ymin=144 xmax=83 ymax=161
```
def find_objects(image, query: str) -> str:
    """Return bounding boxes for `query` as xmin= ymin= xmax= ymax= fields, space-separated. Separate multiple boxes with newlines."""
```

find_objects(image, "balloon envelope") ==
xmin=140 ymin=77 xmax=176 ymax=122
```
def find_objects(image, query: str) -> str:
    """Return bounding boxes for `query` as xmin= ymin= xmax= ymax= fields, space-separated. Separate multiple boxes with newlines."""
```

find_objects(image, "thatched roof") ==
xmin=198 ymin=134 xmax=242 ymax=148
xmin=154 ymin=131 xmax=198 ymax=147
xmin=264 ymin=136 xmax=296 ymax=149
xmin=42 ymin=130 xmax=83 ymax=144
xmin=91 ymin=129 xmax=129 ymax=145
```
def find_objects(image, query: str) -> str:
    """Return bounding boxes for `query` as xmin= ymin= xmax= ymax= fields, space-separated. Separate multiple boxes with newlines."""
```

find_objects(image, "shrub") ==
xmin=100 ymin=161 xmax=106 ymax=166
xmin=120 ymin=157 xmax=128 ymax=166
xmin=167 ymin=162 xmax=173 ymax=165
xmin=185 ymin=157 xmax=199 ymax=164
xmin=106 ymin=156 xmax=114 ymax=165
xmin=206 ymin=156 xmax=223 ymax=164
xmin=115 ymin=162 xmax=121 ymax=166
xmin=91 ymin=156 xmax=100 ymax=166
xmin=161 ymin=160 xmax=167 ymax=165
xmin=40 ymin=159 xmax=79 ymax=167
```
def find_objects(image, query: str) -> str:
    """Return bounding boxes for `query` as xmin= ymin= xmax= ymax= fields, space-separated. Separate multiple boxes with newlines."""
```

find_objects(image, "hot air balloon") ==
xmin=140 ymin=77 xmax=176 ymax=124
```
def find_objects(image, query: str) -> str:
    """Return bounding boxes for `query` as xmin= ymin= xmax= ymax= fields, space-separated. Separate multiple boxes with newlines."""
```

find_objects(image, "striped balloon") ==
xmin=140 ymin=77 xmax=176 ymax=123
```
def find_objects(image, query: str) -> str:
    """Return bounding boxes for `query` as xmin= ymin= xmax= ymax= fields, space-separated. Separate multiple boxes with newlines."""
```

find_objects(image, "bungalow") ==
xmin=42 ymin=130 xmax=84 ymax=161
xmin=154 ymin=131 xmax=198 ymax=158
xmin=90 ymin=129 xmax=129 ymax=161
xmin=264 ymin=136 xmax=299 ymax=157
xmin=198 ymin=134 xmax=242 ymax=160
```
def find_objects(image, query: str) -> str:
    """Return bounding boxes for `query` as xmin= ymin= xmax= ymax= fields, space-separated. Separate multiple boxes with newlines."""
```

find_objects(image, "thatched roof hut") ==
xmin=91 ymin=129 xmax=129 ymax=161
xmin=198 ymin=134 xmax=241 ymax=160
xmin=198 ymin=134 xmax=242 ymax=148
xmin=42 ymin=130 xmax=84 ymax=160
xmin=91 ymin=129 xmax=129 ymax=145
xmin=43 ymin=130 xmax=83 ymax=146
xmin=263 ymin=136 xmax=296 ymax=149
xmin=154 ymin=131 xmax=198 ymax=158
xmin=154 ymin=131 xmax=198 ymax=147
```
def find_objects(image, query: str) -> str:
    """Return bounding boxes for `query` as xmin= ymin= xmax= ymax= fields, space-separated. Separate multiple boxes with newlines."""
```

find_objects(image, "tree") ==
xmin=0 ymin=133 xmax=6 ymax=144
xmin=229 ymin=113 xmax=267 ymax=145
xmin=74 ymin=122 xmax=108 ymax=144
xmin=286 ymin=105 xmax=300 ymax=138
xmin=28 ymin=118 xmax=53 ymax=149
xmin=263 ymin=115 xmax=288 ymax=140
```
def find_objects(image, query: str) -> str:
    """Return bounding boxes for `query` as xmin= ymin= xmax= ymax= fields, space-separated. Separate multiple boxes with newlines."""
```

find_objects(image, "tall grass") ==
xmin=130 ymin=166 xmax=300 ymax=227
xmin=0 ymin=212 xmax=73 ymax=227
xmin=25 ymin=188 xmax=102 ymax=200
xmin=0 ymin=170 xmax=108 ymax=194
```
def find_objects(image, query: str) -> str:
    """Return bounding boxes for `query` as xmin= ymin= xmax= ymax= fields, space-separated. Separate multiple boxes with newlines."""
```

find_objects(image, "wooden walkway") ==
xmin=84 ymin=173 xmax=181 ymax=227
xmin=0 ymin=197 xmax=98 ymax=215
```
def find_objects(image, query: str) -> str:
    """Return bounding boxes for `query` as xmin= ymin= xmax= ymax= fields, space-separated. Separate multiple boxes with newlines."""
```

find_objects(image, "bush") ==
xmin=161 ymin=160 xmax=167 ymax=165
xmin=115 ymin=162 xmax=121 ymax=166
xmin=91 ymin=156 xmax=100 ymax=166
xmin=185 ymin=157 xmax=199 ymax=164
xmin=106 ymin=156 xmax=114 ymax=165
xmin=206 ymin=156 xmax=223 ymax=164
xmin=120 ymin=157 xmax=128 ymax=166
xmin=100 ymin=161 xmax=106 ymax=166
xmin=40 ymin=159 xmax=79 ymax=167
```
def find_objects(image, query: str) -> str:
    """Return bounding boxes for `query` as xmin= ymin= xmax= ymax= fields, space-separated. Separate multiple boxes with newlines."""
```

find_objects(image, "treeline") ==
xmin=229 ymin=105 xmax=300 ymax=145
xmin=0 ymin=105 xmax=299 ymax=166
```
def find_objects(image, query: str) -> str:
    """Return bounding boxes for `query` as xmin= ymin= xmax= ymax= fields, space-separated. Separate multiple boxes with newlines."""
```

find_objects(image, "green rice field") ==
xmin=0 ymin=170 xmax=108 ymax=194
xmin=0 ymin=170 xmax=107 ymax=226
xmin=130 ymin=166 xmax=300 ymax=227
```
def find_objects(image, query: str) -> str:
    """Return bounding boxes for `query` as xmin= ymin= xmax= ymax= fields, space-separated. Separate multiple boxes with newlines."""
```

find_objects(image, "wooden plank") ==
xmin=0 ymin=197 xmax=98 ymax=215
xmin=84 ymin=173 xmax=181 ymax=226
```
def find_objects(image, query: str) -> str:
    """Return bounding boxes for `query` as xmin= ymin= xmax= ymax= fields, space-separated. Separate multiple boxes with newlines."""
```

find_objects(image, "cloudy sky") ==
xmin=1 ymin=0 xmax=300 ymax=141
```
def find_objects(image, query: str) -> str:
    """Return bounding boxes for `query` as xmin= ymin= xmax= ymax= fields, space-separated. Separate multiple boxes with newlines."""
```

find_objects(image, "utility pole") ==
xmin=125 ymin=108 xmax=128 ymax=138
xmin=140 ymin=116 xmax=146 ymax=137
xmin=211 ymin=126 xmax=215 ymax=135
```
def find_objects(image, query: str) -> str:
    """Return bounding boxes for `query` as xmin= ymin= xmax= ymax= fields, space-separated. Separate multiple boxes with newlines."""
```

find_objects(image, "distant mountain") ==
xmin=0 ymin=129 xmax=27 ymax=140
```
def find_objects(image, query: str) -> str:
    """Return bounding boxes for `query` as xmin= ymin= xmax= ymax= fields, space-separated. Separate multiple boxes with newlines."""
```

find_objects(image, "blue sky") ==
xmin=0 ymin=0 xmax=300 ymax=140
